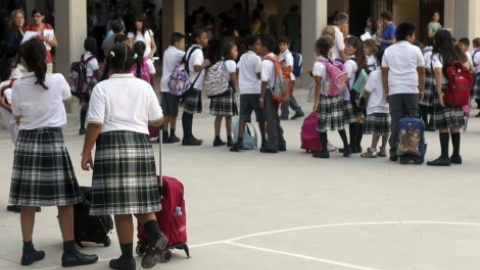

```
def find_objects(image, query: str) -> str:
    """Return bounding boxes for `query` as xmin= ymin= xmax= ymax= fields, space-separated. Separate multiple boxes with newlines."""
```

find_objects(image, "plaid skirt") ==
xmin=343 ymin=100 xmax=360 ymax=124
xmin=181 ymin=89 xmax=202 ymax=114
xmin=432 ymin=84 xmax=465 ymax=129
xmin=317 ymin=95 xmax=345 ymax=133
xmin=210 ymin=90 xmax=238 ymax=116
xmin=365 ymin=113 xmax=391 ymax=136
xmin=90 ymin=131 xmax=161 ymax=216
xmin=420 ymin=73 xmax=435 ymax=107
xmin=9 ymin=128 xmax=82 ymax=206
xmin=472 ymin=73 xmax=480 ymax=99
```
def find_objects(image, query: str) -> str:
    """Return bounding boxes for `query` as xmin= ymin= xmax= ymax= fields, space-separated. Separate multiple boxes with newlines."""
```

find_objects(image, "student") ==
xmin=114 ymin=34 xmax=129 ymax=45
xmin=382 ymin=22 xmax=425 ymax=161
xmin=363 ymin=39 xmax=379 ymax=73
xmin=421 ymin=37 xmax=436 ymax=131
xmin=427 ymin=30 xmax=465 ymax=166
xmin=230 ymin=35 xmax=267 ymax=152
xmin=278 ymin=36 xmax=305 ymax=120
xmin=161 ymin=32 xmax=185 ymax=144
xmin=210 ymin=43 xmax=239 ymax=147
xmin=312 ymin=37 xmax=351 ymax=159
xmin=10 ymin=39 xmax=98 ymax=267
xmin=181 ymin=29 xmax=211 ymax=146
xmin=378 ymin=11 xmax=396 ymax=51
xmin=361 ymin=50 xmax=390 ymax=158
xmin=79 ymin=37 xmax=101 ymax=135
xmin=470 ymin=38 xmax=480 ymax=116
xmin=457 ymin=38 xmax=473 ymax=71
xmin=259 ymin=34 xmax=286 ymax=153
xmin=81 ymin=44 xmax=167 ymax=269
xmin=332 ymin=12 xmax=349 ymax=61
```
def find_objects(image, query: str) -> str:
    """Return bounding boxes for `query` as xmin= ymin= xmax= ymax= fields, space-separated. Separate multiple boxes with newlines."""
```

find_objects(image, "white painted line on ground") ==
xmin=225 ymin=241 xmax=383 ymax=270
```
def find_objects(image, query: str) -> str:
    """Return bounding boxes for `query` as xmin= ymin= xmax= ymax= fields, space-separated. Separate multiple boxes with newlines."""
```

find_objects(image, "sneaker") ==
xmin=109 ymin=257 xmax=136 ymax=270
xmin=450 ymin=155 xmax=463 ymax=165
xmin=21 ymin=250 xmax=45 ymax=266
xmin=169 ymin=135 xmax=180 ymax=143
xmin=313 ymin=151 xmax=330 ymax=159
xmin=79 ymin=128 xmax=86 ymax=135
xmin=182 ymin=137 xmax=203 ymax=146
xmin=291 ymin=113 xmax=305 ymax=120
xmin=141 ymin=234 xmax=168 ymax=269
xmin=361 ymin=148 xmax=377 ymax=158
xmin=476 ymin=112 xmax=480 ymax=118
xmin=427 ymin=157 xmax=451 ymax=166
xmin=230 ymin=142 xmax=244 ymax=152
xmin=327 ymin=142 xmax=338 ymax=152
xmin=213 ymin=138 xmax=226 ymax=147
xmin=149 ymin=137 xmax=159 ymax=143
xmin=378 ymin=147 xmax=387 ymax=157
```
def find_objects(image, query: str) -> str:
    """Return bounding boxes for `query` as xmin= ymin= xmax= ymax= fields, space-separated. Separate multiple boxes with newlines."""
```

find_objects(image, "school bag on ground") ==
xmin=444 ymin=61 xmax=473 ymax=107
xmin=292 ymin=52 xmax=303 ymax=78
xmin=136 ymin=132 xmax=190 ymax=264
xmin=318 ymin=58 xmax=348 ymax=97
xmin=264 ymin=55 xmax=292 ymax=104
xmin=301 ymin=113 xmax=322 ymax=153
xmin=131 ymin=57 xmax=151 ymax=83
xmin=203 ymin=61 xmax=231 ymax=98
xmin=74 ymin=186 xmax=113 ymax=247
xmin=69 ymin=55 xmax=95 ymax=100
xmin=396 ymin=109 xmax=427 ymax=165
xmin=168 ymin=47 xmax=200 ymax=97
xmin=232 ymin=116 xmax=258 ymax=150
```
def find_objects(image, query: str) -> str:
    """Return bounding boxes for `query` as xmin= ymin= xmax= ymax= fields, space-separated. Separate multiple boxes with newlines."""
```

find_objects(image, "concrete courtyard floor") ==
xmin=1 ymin=89 xmax=480 ymax=270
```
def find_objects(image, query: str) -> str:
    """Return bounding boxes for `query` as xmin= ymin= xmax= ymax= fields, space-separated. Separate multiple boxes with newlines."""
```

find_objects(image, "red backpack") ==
xmin=444 ymin=61 xmax=473 ymax=107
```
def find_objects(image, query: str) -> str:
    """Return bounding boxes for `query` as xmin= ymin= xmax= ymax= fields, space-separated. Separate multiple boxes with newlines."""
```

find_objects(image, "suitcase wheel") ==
xmin=136 ymin=243 xmax=147 ymax=256
xmin=104 ymin=237 xmax=111 ymax=247
xmin=160 ymin=250 xmax=172 ymax=263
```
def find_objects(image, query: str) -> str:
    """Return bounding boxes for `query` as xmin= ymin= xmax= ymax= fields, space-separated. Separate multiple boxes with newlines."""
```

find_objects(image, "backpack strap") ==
xmin=183 ymin=46 xmax=200 ymax=74
xmin=472 ymin=50 xmax=479 ymax=68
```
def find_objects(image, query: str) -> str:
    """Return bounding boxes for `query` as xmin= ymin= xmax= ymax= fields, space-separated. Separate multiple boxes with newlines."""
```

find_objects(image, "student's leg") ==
xmin=258 ymin=122 xmax=266 ymax=145
xmin=108 ymin=214 xmax=136 ymax=268
xmin=371 ymin=134 xmax=380 ymax=149
xmin=79 ymin=106 xmax=88 ymax=134
xmin=182 ymin=112 xmax=193 ymax=141
xmin=169 ymin=94 xmax=180 ymax=142
xmin=338 ymin=128 xmax=351 ymax=157
xmin=20 ymin=206 xmax=45 ymax=265
xmin=276 ymin=101 xmax=286 ymax=150
xmin=420 ymin=105 xmax=429 ymax=126
xmin=163 ymin=117 xmax=170 ymax=133
xmin=289 ymin=96 xmax=304 ymax=117
xmin=213 ymin=116 xmax=226 ymax=146
xmin=450 ymin=127 xmax=462 ymax=163
xmin=313 ymin=132 xmax=330 ymax=158
xmin=280 ymin=103 xmax=289 ymax=119
xmin=251 ymin=94 xmax=267 ymax=146
xmin=348 ymin=123 xmax=358 ymax=150
xmin=225 ymin=116 xmax=233 ymax=145
xmin=262 ymin=91 xmax=279 ymax=152
xmin=357 ymin=122 xmax=365 ymax=152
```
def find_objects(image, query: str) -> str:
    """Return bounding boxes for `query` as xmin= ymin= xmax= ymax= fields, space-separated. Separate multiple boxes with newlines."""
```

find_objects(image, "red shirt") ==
xmin=25 ymin=23 xmax=53 ymax=63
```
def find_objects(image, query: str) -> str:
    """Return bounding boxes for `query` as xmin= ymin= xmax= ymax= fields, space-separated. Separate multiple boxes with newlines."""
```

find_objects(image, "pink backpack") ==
xmin=131 ymin=57 xmax=151 ymax=83
xmin=300 ymin=113 xmax=322 ymax=152
xmin=317 ymin=58 xmax=348 ymax=97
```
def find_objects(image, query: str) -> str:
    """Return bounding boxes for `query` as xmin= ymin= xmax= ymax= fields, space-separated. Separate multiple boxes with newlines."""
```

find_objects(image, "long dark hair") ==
xmin=315 ymin=37 xmax=333 ymax=59
xmin=345 ymin=36 xmax=367 ymax=77
xmin=134 ymin=15 xmax=148 ymax=38
xmin=432 ymin=29 xmax=459 ymax=76
xmin=133 ymin=41 xmax=146 ymax=79
xmin=101 ymin=44 xmax=135 ymax=81
xmin=367 ymin=17 xmax=378 ymax=35
xmin=21 ymin=39 xmax=48 ymax=89
xmin=221 ymin=42 xmax=235 ymax=61
xmin=84 ymin=37 xmax=98 ymax=56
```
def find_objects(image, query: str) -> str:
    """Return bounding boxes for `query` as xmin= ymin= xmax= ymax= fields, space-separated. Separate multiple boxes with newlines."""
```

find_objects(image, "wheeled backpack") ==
xmin=396 ymin=109 xmax=427 ymax=165
xmin=301 ymin=113 xmax=322 ymax=153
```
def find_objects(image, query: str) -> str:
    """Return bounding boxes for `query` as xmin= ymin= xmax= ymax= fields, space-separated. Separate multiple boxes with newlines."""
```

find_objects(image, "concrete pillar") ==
xmin=449 ymin=0 xmax=480 ymax=40
xmin=162 ymin=0 xmax=185 ymax=52
xmin=54 ymin=0 xmax=87 ymax=113
xmin=25 ymin=0 xmax=45 ymax=18
xmin=301 ymin=0 xmax=327 ymax=88
xmin=443 ymin=0 xmax=455 ymax=33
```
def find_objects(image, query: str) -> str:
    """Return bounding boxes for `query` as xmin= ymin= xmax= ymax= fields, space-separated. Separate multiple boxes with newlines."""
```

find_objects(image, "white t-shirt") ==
xmin=312 ymin=57 xmax=329 ymax=96
xmin=472 ymin=50 xmax=480 ymax=74
xmin=237 ymin=51 xmax=262 ymax=94
xmin=332 ymin=26 xmax=345 ymax=60
xmin=261 ymin=53 xmax=276 ymax=89
xmin=431 ymin=53 xmax=448 ymax=85
xmin=224 ymin=60 xmax=237 ymax=80
xmin=83 ymin=51 xmax=99 ymax=78
xmin=186 ymin=45 xmax=205 ymax=91
xmin=465 ymin=51 xmax=473 ymax=67
xmin=280 ymin=49 xmax=295 ymax=81
xmin=0 ymin=81 xmax=18 ymax=143
xmin=381 ymin=41 xmax=425 ymax=95
xmin=364 ymin=69 xmax=389 ymax=114
xmin=161 ymin=46 xmax=185 ymax=93
xmin=128 ymin=29 xmax=155 ymax=57
xmin=87 ymin=73 xmax=163 ymax=134
xmin=366 ymin=55 xmax=377 ymax=72
xmin=344 ymin=58 xmax=358 ymax=101
xmin=424 ymin=51 xmax=433 ymax=71
xmin=12 ymin=73 xmax=71 ymax=130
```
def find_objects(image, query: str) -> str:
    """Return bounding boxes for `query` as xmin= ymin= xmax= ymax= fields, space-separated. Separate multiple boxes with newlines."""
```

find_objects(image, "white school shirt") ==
xmin=465 ymin=51 xmax=473 ymax=68
xmin=366 ymin=54 xmax=377 ymax=72
xmin=332 ymin=26 xmax=345 ymax=60
xmin=344 ymin=58 xmax=358 ymax=101
xmin=12 ymin=73 xmax=71 ymax=130
xmin=128 ymin=29 xmax=155 ymax=57
xmin=161 ymin=46 xmax=185 ymax=93
xmin=312 ymin=57 xmax=329 ymax=96
xmin=431 ymin=53 xmax=448 ymax=85
xmin=83 ymin=51 xmax=99 ymax=78
xmin=186 ymin=45 xmax=205 ymax=91
xmin=224 ymin=60 xmax=237 ymax=80
xmin=472 ymin=50 xmax=480 ymax=74
xmin=279 ymin=49 xmax=295 ymax=81
xmin=381 ymin=41 xmax=425 ymax=95
xmin=424 ymin=51 xmax=433 ymax=71
xmin=87 ymin=73 xmax=163 ymax=134
xmin=261 ymin=53 xmax=276 ymax=89
xmin=237 ymin=51 xmax=262 ymax=94
xmin=364 ymin=69 xmax=389 ymax=115
xmin=0 ymin=81 xmax=18 ymax=143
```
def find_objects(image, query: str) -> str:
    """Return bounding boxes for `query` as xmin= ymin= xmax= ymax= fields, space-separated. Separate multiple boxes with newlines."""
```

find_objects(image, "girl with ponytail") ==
xmin=130 ymin=41 xmax=156 ymax=88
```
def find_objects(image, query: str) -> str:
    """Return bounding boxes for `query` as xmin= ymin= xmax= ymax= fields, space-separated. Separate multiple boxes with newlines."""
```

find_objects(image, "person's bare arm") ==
xmin=313 ymin=76 xmax=322 ymax=112
xmin=259 ymin=82 xmax=267 ymax=108
xmin=193 ymin=59 xmax=211 ymax=73
xmin=339 ymin=50 xmax=347 ymax=62
xmin=434 ymin=67 xmax=445 ymax=107
xmin=417 ymin=66 xmax=426 ymax=101
xmin=382 ymin=67 xmax=389 ymax=102
xmin=94 ymin=69 xmax=101 ymax=81
xmin=230 ymin=72 xmax=238 ymax=92
xmin=150 ymin=116 xmax=165 ymax=127
xmin=150 ymin=35 xmax=157 ymax=58
xmin=81 ymin=123 xmax=102 ymax=171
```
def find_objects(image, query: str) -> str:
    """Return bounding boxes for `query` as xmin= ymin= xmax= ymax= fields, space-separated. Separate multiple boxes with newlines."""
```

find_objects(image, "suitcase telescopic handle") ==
xmin=158 ymin=124 xmax=163 ymax=187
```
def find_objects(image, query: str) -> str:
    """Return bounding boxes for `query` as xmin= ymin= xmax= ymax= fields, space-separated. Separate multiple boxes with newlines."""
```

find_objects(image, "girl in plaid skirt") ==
xmin=427 ymin=30 xmax=464 ymax=167
xmin=421 ymin=38 xmax=435 ymax=130
xmin=312 ymin=37 xmax=351 ymax=159
xmin=79 ymin=38 xmax=100 ymax=135
xmin=82 ymin=44 xmax=167 ymax=269
xmin=9 ymin=39 xmax=98 ymax=267
xmin=210 ymin=42 xmax=239 ymax=147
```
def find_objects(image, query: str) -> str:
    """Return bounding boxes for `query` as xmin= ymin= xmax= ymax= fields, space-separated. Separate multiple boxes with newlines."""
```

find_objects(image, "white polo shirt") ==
xmin=261 ymin=53 xmax=276 ymax=89
xmin=224 ymin=60 xmax=237 ymax=80
xmin=87 ymin=73 xmax=163 ymax=134
xmin=0 ymin=81 xmax=18 ymax=142
xmin=431 ymin=53 xmax=448 ymax=85
xmin=161 ymin=46 xmax=185 ymax=93
xmin=332 ymin=26 xmax=345 ymax=60
xmin=12 ymin=73 xmax=71 ymax=130
xmin=279 ymin=49 xmax=295 ymax=81
xmin=344 ymin=58 xmax=358 ymax=101
xmin=237 ymin=50 xmax=262 ymax=94
xmin=312 ymin=58 xmax=329 ymax=96
xmin=83 ymin=51 xmax=99 ymax=78
xmin=382 ymin=41 xmax=425 ymax=95
xmin=364 ymin=69 xmax=389 ymax=114
xmin=186 ymin=45 xmax=205 ymax=91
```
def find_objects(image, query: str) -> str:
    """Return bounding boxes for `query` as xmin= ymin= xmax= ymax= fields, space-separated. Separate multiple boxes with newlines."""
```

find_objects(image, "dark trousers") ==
xmin=280 ymin=95 xmax=303 ymax=118
xmin=263 ymin=90 xmax=286 ymax=150
xmin=388 ymin=94 xmax=419 ymax=153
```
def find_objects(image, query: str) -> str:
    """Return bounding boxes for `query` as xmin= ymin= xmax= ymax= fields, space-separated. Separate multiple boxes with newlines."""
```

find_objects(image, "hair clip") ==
xmin=110 ymin=51 xmax=116 ymax=58
xmin=133 ymin=53 xmax=138 ymax=60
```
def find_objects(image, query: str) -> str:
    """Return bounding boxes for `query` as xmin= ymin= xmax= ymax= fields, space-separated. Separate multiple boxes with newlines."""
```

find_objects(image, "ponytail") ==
xmin=102 ymin=44 xmax=135 ymax=81
xmin=33 ymin=58 xmax=48 ymax=90
xmin=100 ymin=53 xmax=112 ymax=82
xmin=132 ymin=41 xmax=146 ymax=79
xmin=20 ymin=39 xmax=48 ymax=90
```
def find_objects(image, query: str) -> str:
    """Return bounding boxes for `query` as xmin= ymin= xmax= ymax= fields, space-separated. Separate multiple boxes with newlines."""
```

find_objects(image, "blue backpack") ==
xmin=292 ymin=52 xmax=303 ymax=78
xmin=397 ymin=109 xmax=427 ymax=159
xmin=232 ymin=116 xmax=258 ymax=150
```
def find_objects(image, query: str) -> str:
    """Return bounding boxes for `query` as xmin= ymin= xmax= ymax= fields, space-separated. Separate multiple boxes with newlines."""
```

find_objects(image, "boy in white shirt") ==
xmin=278 ymin=37 xmax=304 ymax=120
xmin=362 ymin=51 xmax=390 ymax=158
xmin=161 ymin=32 xmax=185 ymax=143
xmin=259 ymin=35 xmax=286 ymax=154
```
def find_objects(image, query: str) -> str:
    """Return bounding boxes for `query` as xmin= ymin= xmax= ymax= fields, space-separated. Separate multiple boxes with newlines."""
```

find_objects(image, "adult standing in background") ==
xmin=101 ymin=19 xmax=125 ymax=58
xmin=3 ymin=9 xmax=25 ymax=68
xmin=427 ymin=12 xmax=442 ymax=38
xmin=257 ymin=3 xmax=270 ymax=35
xmin=332 ymin=12 xmax=349 ymax=61
xmin=282 ymin=5 xmax=301 ymax=53
xmin=378 ymin=11 xmax=396 ymax=51
xmin=25 ymin=9 xmax=57 ymax=74
xmin=365 ymin=17 xmax=378 ymax=41
xmin=127 ymin=16 xmax=157 ymax=59
xmin=0 ymin=7 xmax=7 ymax=51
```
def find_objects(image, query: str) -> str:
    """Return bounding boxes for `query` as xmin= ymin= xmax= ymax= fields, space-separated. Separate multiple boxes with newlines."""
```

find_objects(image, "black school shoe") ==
xmin=169 ymin=135 xmax=180 ymax=143
xmin=182 ymin=137 xmax=203 ymax=146
xmin=79 ymin=128 xmax=86 ymax=135
xmin=213 ymin=138 xmax=227 ymax=147
xmin=342 ymin=146 xmax=353 ymax=157
xmin=427 ymin=157 xmax=451 ymax=166
xmin=141 ymin=234 xmax=168 ymax=269
xmin=450 ymin=155 xmax=463 ymax=165
xmin=109 ymin=257 xmax=136 ymax=270
xmin=260 ymin=147 xmax=278 ymax=154
xmin=313 ymin=151 xmax=330 ymax=159
xmin=291 ymin=113 xmax=305 ymax=120
xmin=21 ymin=250 xmax=45 ymax=266
xmin=230 ymin=141 xmax=244 ymax=152
xmin=61 ymin=250 xmax=98 ymax=267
